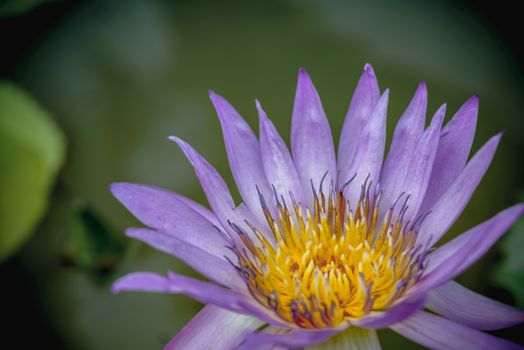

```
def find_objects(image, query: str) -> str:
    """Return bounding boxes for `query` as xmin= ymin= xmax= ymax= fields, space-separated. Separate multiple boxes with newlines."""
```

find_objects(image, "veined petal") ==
xmin=210 ymin=91 xmax=272 ymax=224
xmin=308 ymin=327 xmax=381 ymax=350
xmin=112 ymin=272 xmax=173 ymax=293
xmin=338 ymin=63 xmax=381 ymax=175
xmin=379 ymin=82 xmax=427 ymax=213
xmin=169 ymin=191 xmax=220 ymax=228
xmin=110 ymin=183 xmax=229 ymax=258
xmin=390 ymin=311 xmax=523 ymax=350
xmin=257 ymin=100 xmax=306 ymax=205
xmin=112 ymin=68 xmax=521 ymax=347
xmin=398 ymin=104 xmax=445 ymax=219
xmin=411 ymin=204 xmax=524 ymax=296
xmin=291 ymin=68 xmax=337 ymax=203
xmin=426 ymin=280 xmax=524 ymax=330
xmin=419 ymin=96 xmax=479 ymax=213
xmin=239 ymin=327 xmax=342 ymax=349
xmin=417 ymin=133 xmax=502 ymax=246
xmin=113 ymin=271 xmax=288 ymax=327
xmin=164 ymin=305 xmax=263 ymax=350
xmin=112 ymin=271 xmax=246 ymax=311
xmin=352 ymin=295 xmax=426 ymax=329
xmin=126 ymin=228 xmax=241 ymax=288
xmin=169 ymin=137 xmax=254 ymax=238
xmin=167 ymin=272 xmax=292 ymax=328
xmin=342 ymin=90 xmax=388 ymax=207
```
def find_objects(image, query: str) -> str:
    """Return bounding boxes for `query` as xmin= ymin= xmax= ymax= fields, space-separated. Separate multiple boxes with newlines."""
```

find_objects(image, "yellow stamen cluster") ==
xmin=231 ymin=182 xmax=425 ymax=329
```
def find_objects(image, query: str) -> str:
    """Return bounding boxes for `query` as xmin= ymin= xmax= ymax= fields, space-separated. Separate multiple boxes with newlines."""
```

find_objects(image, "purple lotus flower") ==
xmin=111 ymin=65 xmax=524 ymax=349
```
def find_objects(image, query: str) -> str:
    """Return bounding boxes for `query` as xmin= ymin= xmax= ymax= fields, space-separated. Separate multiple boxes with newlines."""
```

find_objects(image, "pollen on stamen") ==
xmin=229 ymin=179 xmax=428 ymax=329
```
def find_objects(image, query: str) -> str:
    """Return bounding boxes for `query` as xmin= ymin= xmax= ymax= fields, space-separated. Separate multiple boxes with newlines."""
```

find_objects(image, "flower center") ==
xmin=230 ymin=179 xmax=427 ymax=329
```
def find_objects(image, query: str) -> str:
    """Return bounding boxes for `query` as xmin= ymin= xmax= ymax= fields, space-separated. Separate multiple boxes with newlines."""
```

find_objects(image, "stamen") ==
xmin=231 ymin=179 xmax=427 ymax=329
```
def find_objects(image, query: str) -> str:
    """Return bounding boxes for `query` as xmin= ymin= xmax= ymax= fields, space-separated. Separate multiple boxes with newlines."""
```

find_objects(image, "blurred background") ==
xmin=1 ymin=0 xmax=523 ymax=348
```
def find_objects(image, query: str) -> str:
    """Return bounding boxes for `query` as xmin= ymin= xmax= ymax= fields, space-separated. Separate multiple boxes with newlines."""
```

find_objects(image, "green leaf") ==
xmin=494 ymin=192 xmax=524 ymax=307
xmin=0 ymin=82 xmax=65 ymax=260
xmin=307 ymin=327 xmax=381 ymax=350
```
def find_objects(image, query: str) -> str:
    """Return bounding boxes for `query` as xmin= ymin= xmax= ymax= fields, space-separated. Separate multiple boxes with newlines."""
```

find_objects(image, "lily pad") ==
xmin=0 ymin=83 xmax=65 ymax=260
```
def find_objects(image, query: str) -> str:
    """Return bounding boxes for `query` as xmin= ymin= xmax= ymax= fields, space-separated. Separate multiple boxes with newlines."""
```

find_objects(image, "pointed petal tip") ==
xmin=254 ymin=98 xmax=263 ymax=112
xmin=169 ymin=136 xmax=195 ymax=157
xmin=208 ymin=90 xmax=229 ymax=114
xmin=209 ymin=90 xmax=230 ymax=107
xmin=109 ymin=182 xmax=134 ymax=201
xmin=111 ymin=283 xmax=122 ymax=294
xmin=208 ymin=91 xmax=242 ymax=125
xmin=109 ymin=182 xmax=123 ymax=195
xmin=111 ymin=274 xmax=136 ymax=294
xmin=256 ymin=101 xmax=271 ymax=131
xmin=364 ymin=63 xmax=376 ymax=77
xmin=457 ymin=95 xmax=479 ymax=111
xmin=436 ymin=103 xmax=447 ymax=116
xmin=371 ymin=89 xmax=389 ymax=111
xmin=111 ymin=272 xmax=175 ymax=295
xmin=417 ymin=81 xmax=428 ymax=95
xmin=255 ymin=100 xmax=269 ymax=124
xmin=168 ymin=135 xmax=184 ymax=146
xmin=297 ymin=67 xmax=312 ymax=83
xmin=465 ymin=94 xmax=480 ymax=109
xmin=209 ymin=90 xmax=234 ymax=107
xmin=431 ymin=104 xmax=446 ymax=127
xmin=502 ymin=203 xmax=524 ymax=225
xmin=111 ymin=277 xmax=134 ymax=294
xmin=492 ymin=132 xmax=504 ymax=144
xmin=125 ymin=227 xmax=142 ymax=239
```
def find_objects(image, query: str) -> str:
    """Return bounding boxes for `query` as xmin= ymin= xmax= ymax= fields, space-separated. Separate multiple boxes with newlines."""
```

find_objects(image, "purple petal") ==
xmin=308 ymin=327 xmax=382 ymax=350
xmin=210 ymin=91 xmax=272 ymax=224
xmin=291 ymin=68 xmax=337 ymax=203
xmin=257 ymin=100 xmax=306 ymax=205
xmin=179 ymin=271 xmax=292 ymax=328
xmin=419 ymin=96 xmax=479 ymax=214
xmin=390 ymin=311 xmax=523 ymax=350
xmin=113 ymin=271 xmax=285 ymax=327
xmin=342 ymin=90 xmax=388 ymax=207
xmin=110 ymin=183 xmax=229 ymax=258
xmin=169 ymin=137 xmax=256 ymax=239
xmin=169 ymin=191 xmax=220 ymax=228
xmin=398 ymin=104 xmax=445 ymax=219
xmin=410 ymin=204 xmax=524 ymax=296
xmin=338 ymin=63 xmax=381 ymax=176
xmin=112 ymin=271 xmax=254 ymax=315
xmin=166 ymin=272 xmax=248 ymax=311
xmin=126 ymin=228 xmax=242 ymax=288
xmin=417 ymin=133 xmax=502 ymax=246
xmin=426 ymin=280 xmax=524 ymax=330
xmin=167 ymin=272 xmax=291 ymax=328
xmin=112 ymin=272 xmax=173 ymax=293
xmin=352 ymin=295 xmax=426 ymax=329
xmin=239 ymin=327 xmax=342 ymax=349
xmin=164 ymin=305 xmax=263 ymax=350
xmin=379 ymin=82 xmax=427 ymax=214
